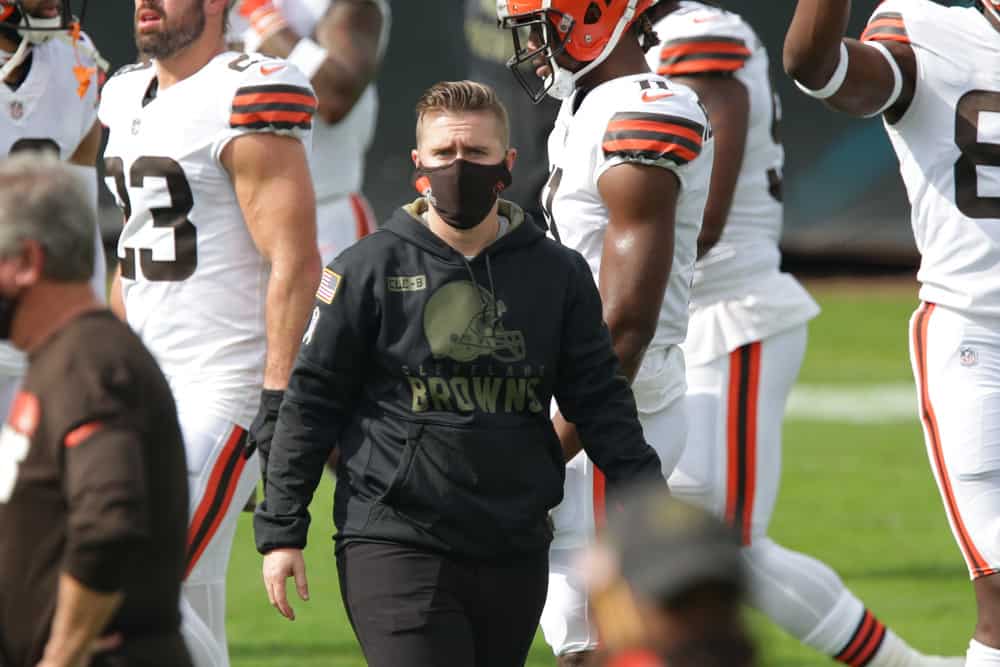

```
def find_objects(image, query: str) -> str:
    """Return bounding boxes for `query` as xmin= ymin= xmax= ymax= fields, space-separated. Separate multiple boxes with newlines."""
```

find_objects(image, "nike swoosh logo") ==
xmin=260 ymin=64 xmax=286 ymax=75
xmin=642 ymin=91 xmax=674 ymax=103
xmin=692 ymin=16 xmax=718 ymax=23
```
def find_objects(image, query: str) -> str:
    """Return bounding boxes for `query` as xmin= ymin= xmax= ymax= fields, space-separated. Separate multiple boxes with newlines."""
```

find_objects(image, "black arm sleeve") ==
xmin=553 ymin=253 xmax=666 ymax=496
xmin=253 ymin=263 xmax=373 ymax=553
xmin=64 ymin=425 xmax=149 ymax=592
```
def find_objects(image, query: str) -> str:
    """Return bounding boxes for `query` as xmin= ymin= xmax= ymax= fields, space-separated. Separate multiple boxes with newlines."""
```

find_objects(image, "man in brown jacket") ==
xmin=0 ymin=153 xmax=192 ymax=667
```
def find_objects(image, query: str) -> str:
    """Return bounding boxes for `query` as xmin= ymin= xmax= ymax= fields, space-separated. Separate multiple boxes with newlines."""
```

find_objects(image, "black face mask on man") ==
xmin=415 ymin=158 xmax=513 ymax=230
xmin=0 ymin=294 xmax=20 ymax=341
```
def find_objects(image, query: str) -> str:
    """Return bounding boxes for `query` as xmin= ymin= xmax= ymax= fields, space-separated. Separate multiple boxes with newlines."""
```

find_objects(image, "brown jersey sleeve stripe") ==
xmin=230 ymin=110 xmax=314 ymax=130
xmin=232 ymin=91 xmax=317 ymax=109
xmin=231 ymin=85 xmax=317 ymax=129
xmin=608 ymin=112 xmax=705 ymax=135
xmin=607 ymin=118 xmax=704 ymax=145
xmin=659 ymin=36 xmax=750 ymax=75
xmin=602 ymin=139 xmax=699 ymax=164
xmin=861 ymin=13 xmax=910 ymax=44
xmin=603 ymin=131 xmax=702 ymax=156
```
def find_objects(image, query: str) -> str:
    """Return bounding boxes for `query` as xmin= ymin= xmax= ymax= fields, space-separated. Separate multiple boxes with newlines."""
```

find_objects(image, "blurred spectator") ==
xmin=583 ymin=486 xmax=755 ymax=667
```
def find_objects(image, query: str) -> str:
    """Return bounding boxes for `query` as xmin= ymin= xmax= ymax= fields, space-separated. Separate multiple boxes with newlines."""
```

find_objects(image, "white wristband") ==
xmin=795 ymin=42 xmax=849 ymax=100
xmin=287 ymin=38 xmax=328 ymax=81
xmin=862 ymin=41 xmax=904 ymax=117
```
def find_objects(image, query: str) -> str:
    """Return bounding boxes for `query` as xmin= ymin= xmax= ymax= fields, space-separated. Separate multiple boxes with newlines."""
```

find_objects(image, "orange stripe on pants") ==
xmin=185 ymin=426 xmax=248 ymax=580
xmin=912 ymin=302 xmax=996 ymax=578
xmin=724 ymin=342 xmax=761 ymax=545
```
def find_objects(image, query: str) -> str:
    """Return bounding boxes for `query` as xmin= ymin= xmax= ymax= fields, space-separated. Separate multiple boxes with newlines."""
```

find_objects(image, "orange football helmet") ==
xmin=498 ymin=0 xmax=656 ymax=102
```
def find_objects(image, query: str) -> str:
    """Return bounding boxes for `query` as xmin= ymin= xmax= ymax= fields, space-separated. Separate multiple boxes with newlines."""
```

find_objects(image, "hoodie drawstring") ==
xmin=461 ymin=254 xmax=503 ymax=332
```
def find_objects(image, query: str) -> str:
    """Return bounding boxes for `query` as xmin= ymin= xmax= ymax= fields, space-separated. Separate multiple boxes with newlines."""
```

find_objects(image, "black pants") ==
xmin=337 ymin=541 xmax=548 ymax=667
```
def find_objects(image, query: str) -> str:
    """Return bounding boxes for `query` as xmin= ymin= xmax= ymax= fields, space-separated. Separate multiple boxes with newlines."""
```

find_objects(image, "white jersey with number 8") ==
xmin=865 ymin=0 xmax=1000 ymax=318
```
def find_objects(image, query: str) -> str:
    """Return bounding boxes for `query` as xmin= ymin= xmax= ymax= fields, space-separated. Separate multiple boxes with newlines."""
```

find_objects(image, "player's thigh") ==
xmin=672 ymin=352 xmax=728 ymax=513
xmin=177 ymin=406 xmax=256 ymax=582
xmin=919 ymin=305 xmax=1000 ymax=577
xmin=638 ymin=394 xmax=688 ymax=479
xmin=540 ymin=546 xmax=599 ymax=656
xmin=747 ymin=325 xmax=808 ymax=537
xmin=336 ymin=542 xmax=475 ymax=667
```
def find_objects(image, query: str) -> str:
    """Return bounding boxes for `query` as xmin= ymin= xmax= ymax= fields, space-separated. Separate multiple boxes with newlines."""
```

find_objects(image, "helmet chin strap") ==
xmin=544 ymin=0 xmax=640 ymax=100
xmin=17 ymin=14 xmax=62 ymax=43
xmin=0 ymin=36 xmax=29 ymax=81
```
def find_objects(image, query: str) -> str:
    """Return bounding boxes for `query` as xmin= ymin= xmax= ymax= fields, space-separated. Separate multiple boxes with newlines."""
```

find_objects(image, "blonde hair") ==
xmin=415 ymin=80 xmax=510 ymax=147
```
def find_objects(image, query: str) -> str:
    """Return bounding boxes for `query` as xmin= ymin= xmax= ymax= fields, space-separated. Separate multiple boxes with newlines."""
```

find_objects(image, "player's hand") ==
xmin=262 ymin=548 xmax=309 ymax=620
xmin=247 ymin=389 xmax=284 ymax=482
xmin=238 ymin=0 xmax=287 ymax=41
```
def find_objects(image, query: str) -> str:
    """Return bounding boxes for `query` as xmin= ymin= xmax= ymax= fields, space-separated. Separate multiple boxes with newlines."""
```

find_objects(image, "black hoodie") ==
xmin=254 ymin=198 xmax=665 ymax=559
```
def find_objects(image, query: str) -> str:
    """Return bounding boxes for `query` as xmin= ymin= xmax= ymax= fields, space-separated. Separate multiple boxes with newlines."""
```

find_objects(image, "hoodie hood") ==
xmin=384 ymin=197 xmax=545 ymax=262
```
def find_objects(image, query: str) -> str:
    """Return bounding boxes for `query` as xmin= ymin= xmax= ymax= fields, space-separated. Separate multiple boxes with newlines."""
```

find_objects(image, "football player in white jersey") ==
xmin=785 ymin=2 xmax=1000 ymax=666
xmin=498 ymin=1 xmax=713 ymax=664
xmin=0 ymin=0 xmax=107 ymax=417
xmin=648 ymin=4 xmax=961 ymax=667
xmin=100 ymin=0 xmax=321 ymax=665
xmin=230 ymin=0 xmax=388 ymax=264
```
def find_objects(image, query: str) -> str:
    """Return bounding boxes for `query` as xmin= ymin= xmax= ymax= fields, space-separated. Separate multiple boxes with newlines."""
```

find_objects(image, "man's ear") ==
xmin=12 ymin=240 xmax=43 ymax=289
xmin=505 ymin=148 xmax=517 ymax=172
xmin=411 ymin=148 xmax=420 ymax=168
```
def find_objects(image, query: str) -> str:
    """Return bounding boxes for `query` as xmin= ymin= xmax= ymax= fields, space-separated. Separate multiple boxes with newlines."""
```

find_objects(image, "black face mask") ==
xmin=415 ymin=158 xmax=513 ymax=230
xmin=0 ymin=294 xmax=19 ymax=341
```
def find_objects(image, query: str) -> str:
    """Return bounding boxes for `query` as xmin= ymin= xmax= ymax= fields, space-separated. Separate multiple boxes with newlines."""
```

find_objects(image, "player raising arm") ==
xmin=233 ymin=0 xmax=389 ymax=262
xmin=641 ymin=3 xmax=962 ymax=667
xmin=786 ymin=3 xmax=1000 ymax=667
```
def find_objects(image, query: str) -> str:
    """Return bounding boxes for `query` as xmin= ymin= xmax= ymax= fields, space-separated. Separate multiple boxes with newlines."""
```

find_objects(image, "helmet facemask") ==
xmin=500 ymin=0 xmax=645 ymax=103
xmin=0 ymin=0 xmax=88 ymax=44
xmin=501 ymin=9 xmax=578 ymax=103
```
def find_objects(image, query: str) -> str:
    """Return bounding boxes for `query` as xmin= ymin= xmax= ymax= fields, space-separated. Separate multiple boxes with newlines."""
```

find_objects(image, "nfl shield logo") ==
xmin=9 ymin=101 xmax=22 ymax=120
xmin=960 ymin=347 xmax=978 ymax=367
xmin=131 ymin=118 xmax=142 ymax=135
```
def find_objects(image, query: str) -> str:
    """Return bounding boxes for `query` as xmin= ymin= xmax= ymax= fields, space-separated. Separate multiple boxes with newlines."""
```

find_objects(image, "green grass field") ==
xmin=225 ymin=281 xmax=976 ymax=666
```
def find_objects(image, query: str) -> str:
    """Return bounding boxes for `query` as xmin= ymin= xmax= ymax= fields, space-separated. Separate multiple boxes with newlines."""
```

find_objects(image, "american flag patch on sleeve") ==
xmin=316 ymin=268 xmax=342 ymax=304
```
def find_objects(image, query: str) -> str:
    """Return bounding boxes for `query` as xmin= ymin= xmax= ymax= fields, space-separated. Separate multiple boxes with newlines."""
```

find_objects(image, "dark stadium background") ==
xmin=85 ymin=1 xmax=972 ymax=267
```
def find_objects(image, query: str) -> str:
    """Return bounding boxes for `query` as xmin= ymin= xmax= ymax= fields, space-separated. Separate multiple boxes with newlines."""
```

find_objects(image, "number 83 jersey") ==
xmin=99 ymin=53 xmax=316 ymax=423
xmin=864 ymin=0 xmax=1000 ymax=318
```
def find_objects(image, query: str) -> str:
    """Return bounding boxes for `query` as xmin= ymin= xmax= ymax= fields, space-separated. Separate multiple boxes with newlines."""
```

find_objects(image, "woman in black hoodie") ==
xmin=253 ymin=80 xmax=665 ymax=667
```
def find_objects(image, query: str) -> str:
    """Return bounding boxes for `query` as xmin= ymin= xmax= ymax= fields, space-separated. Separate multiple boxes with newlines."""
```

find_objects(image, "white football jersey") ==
xmin=647 ymin=3 xmax=819 ymax=366
xmin=543 ymin=73 xmax=713 ymax=410
xmin=0 ymin=34 xmax=99 ymax=158
xmin=230 ymin=0 xmax=390 ymax=201
xmin=647 ymin=2 xmax=783 ymax=304
xmin=99 ymin=53 xmax=316 ymax=426
xmin=0 ymin=34 xmax=102 ymax=375
xmin=864 ymin=0 xmax=1000 ymax=318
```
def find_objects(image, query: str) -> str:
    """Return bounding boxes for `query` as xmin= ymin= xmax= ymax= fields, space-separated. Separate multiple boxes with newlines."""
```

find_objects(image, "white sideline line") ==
xmin=786 ymin=383 xmax=916 ymax=423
